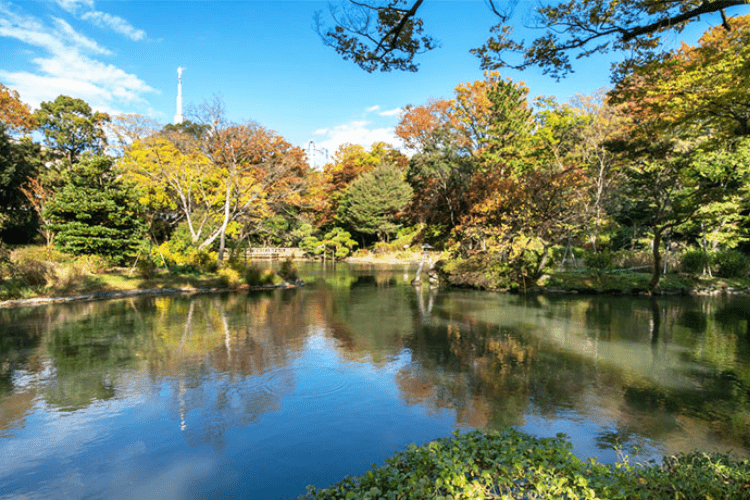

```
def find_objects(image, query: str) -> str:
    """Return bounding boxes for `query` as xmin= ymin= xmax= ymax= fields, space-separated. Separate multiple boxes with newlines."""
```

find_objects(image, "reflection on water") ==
xmin=1 ymin=262 xmax=750 ymax=498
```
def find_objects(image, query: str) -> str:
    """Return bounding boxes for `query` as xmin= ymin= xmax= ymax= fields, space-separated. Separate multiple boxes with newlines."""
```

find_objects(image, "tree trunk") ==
xmin=649 ymin=227 xmax=663 ymax=289
xmin=217 ymin=181 xmax=233 ymax=263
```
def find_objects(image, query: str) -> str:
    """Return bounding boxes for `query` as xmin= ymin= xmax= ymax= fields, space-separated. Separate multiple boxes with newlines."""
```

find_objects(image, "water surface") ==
xmin=2 ymin=263 xmax=749 ymax=499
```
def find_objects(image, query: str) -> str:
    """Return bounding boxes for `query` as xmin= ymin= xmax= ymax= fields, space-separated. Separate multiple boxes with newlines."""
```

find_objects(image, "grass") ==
xmin=0 ymin=246 xmax=271 ymax=302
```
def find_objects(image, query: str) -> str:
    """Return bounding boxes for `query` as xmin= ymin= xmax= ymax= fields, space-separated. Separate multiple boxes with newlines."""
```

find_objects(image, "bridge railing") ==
xmin=242 ymin=247 xmax=304 ymax=259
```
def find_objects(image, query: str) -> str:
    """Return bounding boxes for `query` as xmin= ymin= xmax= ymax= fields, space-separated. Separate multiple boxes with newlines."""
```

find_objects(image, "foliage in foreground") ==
xmin=302 ymin=428 xmax=750 ymax=500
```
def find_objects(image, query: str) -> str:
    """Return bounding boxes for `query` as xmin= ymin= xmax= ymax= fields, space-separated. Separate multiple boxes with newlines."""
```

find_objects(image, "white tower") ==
xmin=174 ymin=67 xmax=184 ymax=124
xmin=306 ymin=140 xmax=329 ymax=169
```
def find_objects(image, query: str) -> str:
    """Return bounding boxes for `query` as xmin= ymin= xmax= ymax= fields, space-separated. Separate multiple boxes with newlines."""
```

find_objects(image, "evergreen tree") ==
xmin=45 ymin=155 xmax=146 ymax=263
xmin=337 ymin=162 xmax=413 ymax=242
xmin=34 ymin=95 xmax=109 ymax=163
xmin=0 ymin=125 xmax=41 ymax=243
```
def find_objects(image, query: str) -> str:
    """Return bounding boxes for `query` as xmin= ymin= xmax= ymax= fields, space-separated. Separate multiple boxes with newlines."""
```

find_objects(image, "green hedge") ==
xmin=302 ymin=429 xmax=750 ymax=499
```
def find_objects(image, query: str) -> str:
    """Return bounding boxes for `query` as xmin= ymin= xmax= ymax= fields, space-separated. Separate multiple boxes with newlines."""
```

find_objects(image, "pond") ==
xmin=1 ymin=263 xmax=750 ymax=499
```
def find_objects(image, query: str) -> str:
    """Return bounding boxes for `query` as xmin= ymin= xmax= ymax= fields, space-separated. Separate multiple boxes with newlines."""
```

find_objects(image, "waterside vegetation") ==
xmin=303 ymin=428 xmax=750 ymax=500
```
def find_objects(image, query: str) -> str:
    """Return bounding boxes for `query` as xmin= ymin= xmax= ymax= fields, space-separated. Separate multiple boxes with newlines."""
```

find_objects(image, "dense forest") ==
xmin=2 ymin=14 xmax=750 ymax=291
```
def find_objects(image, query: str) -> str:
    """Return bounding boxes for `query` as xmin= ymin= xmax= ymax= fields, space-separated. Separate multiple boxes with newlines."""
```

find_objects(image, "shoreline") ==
xmin=0 ymin=282 xmax=300 ymax=309
xmin=4 ymin=257 xmax=748 ymax=308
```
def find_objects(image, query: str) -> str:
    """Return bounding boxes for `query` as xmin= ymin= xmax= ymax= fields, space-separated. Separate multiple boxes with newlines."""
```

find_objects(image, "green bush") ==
xmin=278 ymin=258 xmax=298 ymax=282
xmin=302 ymin=428 xmax=750 ymax=500
xmin=584 ymin=250 xmax=612 ymax=273
xmin=712 ymin=250 xmax=750 ymax=278
xmin=680 ymin=249 xmax=711 ymax=275
xmin=135 ymin=258 xmax=158 ymax=279
xmin=243 ymin=264 xmax=277 ymax=287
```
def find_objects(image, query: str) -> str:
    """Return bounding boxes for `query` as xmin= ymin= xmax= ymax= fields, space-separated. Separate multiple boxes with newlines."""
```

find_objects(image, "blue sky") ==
xmin=0 ymin=1 xmax=724 ymax=155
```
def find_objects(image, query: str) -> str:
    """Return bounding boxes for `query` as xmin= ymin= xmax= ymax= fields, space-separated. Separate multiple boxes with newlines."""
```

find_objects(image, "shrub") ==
xmin=73 ymin=254 xmax=110 ymax=274
xmin=680 ymin=249 xmax=711 ymax=275
xmin=217 ymin=267 xmax=242 ymax=287
xmin=243 ymin=264 xmax=278 ymax=287
xmin=712 ymin=250 xmax=750 ymax=278
xmin=135 ymin=258 xmax=158 ymax=279
xmin=584 ymin=250 xmax=612 ymax=273
xmin=611 ymin=249 xmax=652 ymax=269
xmin=302 ymin=428 xmax=750 ymax=500
xmin=278 ymin=258 xmax=298 ymax=282
xmin=153 ymin=241 xmax=218 ymax=274
xmin=13 ymin=258 xmax=51 ymax=287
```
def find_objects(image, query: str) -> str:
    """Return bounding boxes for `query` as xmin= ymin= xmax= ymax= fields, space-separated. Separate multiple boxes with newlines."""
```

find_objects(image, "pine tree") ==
xmin=45 ymin=155 xmax=146 ymax=263
xmin=337 ymin=162 xmax=413 ymax=242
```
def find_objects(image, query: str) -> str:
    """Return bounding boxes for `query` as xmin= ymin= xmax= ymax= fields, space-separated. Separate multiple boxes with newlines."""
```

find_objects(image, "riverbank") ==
xmin=437 ymin=254 xmax=750 ymax=296
xmin=0 ymin=281 xmax=299 ymax=309
xmin=3 ymin=250 xmax=749 ymax=307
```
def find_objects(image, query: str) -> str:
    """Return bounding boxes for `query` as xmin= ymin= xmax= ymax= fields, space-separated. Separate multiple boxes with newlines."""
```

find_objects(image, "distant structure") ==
xmin=174 ymin=66 xmax=185 ymax=124
xmin=306 ymin=140 xmax=329 ymax=169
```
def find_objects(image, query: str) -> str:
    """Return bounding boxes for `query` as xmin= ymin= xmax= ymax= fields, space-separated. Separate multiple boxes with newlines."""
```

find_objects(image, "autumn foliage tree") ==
xmin=608 ymin=14 xmax=750 ymax=287
xmin=0 ymin=83 xmax=36 ymax=135
xmin=310 ymin=142 xmax=407 ymax=226
xmin=121 ymin=117 xmax=309 ymax=263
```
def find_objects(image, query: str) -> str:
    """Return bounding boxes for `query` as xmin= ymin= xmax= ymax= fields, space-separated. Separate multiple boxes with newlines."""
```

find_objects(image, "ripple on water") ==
xmin=260 ymin=365 xmax=352 ymax=400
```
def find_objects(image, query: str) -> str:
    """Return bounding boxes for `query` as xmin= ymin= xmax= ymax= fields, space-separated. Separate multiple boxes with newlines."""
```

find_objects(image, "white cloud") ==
xmin=366 ymin=105 xmax=380 ymax=113
xmin=81 ymin=11 xmax=146 ymax=41
xmin=0 ymin=3 xmax=154 ymax=112
xmin=52 ymin=0 xmax=147 ymax=40
xmin=314 ymin=120 xmax=402 ymax=154
xmin=54 ymin=0 xmax=94 ymax=14
xmin=0 ymin=7 xmax=109 ymax=56
xmin=378 ymin=107 xmax=402 ymax=117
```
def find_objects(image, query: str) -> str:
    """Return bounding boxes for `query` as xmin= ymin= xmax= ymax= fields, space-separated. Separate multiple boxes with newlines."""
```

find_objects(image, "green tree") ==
xmin=608 ymin=17 xmax=750 ymax=287
xmin=337 ymin=162 xmax=413 ymax=242
xmin=34 ymin=95 xmax=110 ymax=163
xmin=0 ymin=125 xmax=41 ymax=243
xmin=310 ymin=142 xmax=407 ymax=226
xmin=405 ymin=123 xmax=473 ymax=236
xmin=45 ymin=155 xmax=146 ymax=263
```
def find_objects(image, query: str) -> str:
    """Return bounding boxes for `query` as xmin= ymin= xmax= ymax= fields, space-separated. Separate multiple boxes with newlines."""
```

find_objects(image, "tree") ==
xmin=405 ymin=123 xmax=473 ymax=234
xmin=399 ymin=73 xmax=531 ymax=241
xmin=204 ymin=121 xmax=309 ymax=261
xmin=105 ymin=113 xmax=161 ymax=155
xmin=610 ymin=14 xmax=750 ymax=140
xmin=0 ymin=83 xmax=36 ymax=135
xmin=318 ymin=0 xmax=749 ymax=77
xmin=395 ymin=98 xmax=451 ymax=154
xmin=310 ymin=142 xmax=407 ymax=226
xmin=608 ymin=16 xmax=750 ymax=287
xmin=120 ymin=135 xmax=218 ymax=246
xmin=300 ymin=227 xmax=358 ymax=260
xmin=612 ymin=142 xmax=729 ymax=288
xmin=45 ymin=155 xmax=146 ymax=263
xmin=337 ymin=162 xmax=413 ymax=241
xmin=0 ymin=126 xmax=41 ymax=243
xmin=566 ymin=91 xmax=625 ymax=251
xmin=34 ymin=95 xmax=110 ymax=163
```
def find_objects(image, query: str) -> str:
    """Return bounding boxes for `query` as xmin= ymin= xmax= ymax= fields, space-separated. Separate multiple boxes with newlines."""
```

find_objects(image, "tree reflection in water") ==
xmin=1 ymin=264 xmax=750 ymax=498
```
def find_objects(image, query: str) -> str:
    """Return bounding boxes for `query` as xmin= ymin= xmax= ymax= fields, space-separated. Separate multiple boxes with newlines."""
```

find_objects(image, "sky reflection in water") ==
xmin=1 ymin=263 xmax=750 ymax=498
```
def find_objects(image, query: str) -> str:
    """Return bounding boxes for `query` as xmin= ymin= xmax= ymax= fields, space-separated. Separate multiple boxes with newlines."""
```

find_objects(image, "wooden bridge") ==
xmin=243 ymin=247 xmax=304 ymax=259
